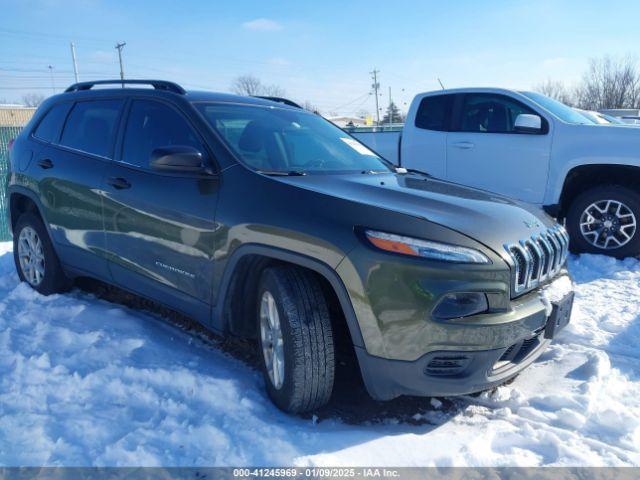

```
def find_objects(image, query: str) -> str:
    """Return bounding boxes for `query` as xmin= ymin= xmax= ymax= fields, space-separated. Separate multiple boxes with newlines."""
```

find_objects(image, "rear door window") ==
xmin=415 ymin=94 xmax=452 ymax=131
xmin=33 ymin=102 xmax=72 ymax=143
xmin=121 ymin=100 xmax=204 ymax=168
xmin=60 ymin=99 xmax=124 ymax=157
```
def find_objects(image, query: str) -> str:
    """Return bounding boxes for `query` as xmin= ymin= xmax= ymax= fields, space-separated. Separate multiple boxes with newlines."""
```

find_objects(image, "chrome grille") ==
xmin=504 ymin=225 xmax=569 ymax=296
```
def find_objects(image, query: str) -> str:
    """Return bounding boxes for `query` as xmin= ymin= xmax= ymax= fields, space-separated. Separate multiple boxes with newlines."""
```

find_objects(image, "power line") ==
xmin=0 ymin=27 xmax=114 ymax=45
xmin=329 ymin=92 xmax=370 ymax=112
xmin=47 ymin=65 xmax=55 ymax=93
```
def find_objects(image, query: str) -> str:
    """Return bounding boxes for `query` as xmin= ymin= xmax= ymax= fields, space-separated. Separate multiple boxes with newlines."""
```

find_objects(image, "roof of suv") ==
xmin=59 ymin=79 xmax=299 ymax=110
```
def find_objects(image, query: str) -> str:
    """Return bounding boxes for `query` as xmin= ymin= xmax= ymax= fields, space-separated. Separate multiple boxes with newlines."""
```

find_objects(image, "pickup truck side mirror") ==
xmin=514 ymin=114 xmax=543 ymax=134
xmin=150 ymin=145 xmax=208 ymax=173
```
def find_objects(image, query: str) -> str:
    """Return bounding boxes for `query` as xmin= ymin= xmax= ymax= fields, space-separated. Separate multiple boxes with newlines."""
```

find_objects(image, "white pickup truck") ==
xmin=351 ymin=87 xmax=640 ymax=257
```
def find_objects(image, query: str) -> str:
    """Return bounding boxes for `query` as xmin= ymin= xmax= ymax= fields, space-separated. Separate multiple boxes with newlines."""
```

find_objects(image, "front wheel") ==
xmin=566 ymin=185 xmax=640 ymax=258
xmin=257 ymin=265 xmax=335 ymax=413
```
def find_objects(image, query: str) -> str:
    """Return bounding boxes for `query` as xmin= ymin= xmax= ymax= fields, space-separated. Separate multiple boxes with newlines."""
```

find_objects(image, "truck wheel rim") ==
xmin=579 ymin=199 xmax=637 ymax=249
xmin=259 ymin=291 xmax=285 ymax=390
xmin=18 ymin=226 xmax=45 ymax=286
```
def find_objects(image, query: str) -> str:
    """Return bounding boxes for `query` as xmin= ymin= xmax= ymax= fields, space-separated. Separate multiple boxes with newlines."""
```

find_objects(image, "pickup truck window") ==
xmin=458 ymin=93 xmax=536 ymax=133
xmin=196 ymin=103 xmax=393 ymax=174
xmin=415 ymin=94 xmax=451 ymax=131
xmin=521 ymin=91 xmax=591 ymax=124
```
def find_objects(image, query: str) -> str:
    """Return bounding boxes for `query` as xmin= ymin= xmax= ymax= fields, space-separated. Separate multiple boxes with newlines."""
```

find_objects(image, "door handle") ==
xmin=452 ymin=141 xmax=475 ymax=149
xmin=37 ymin=158 xmax=54 ymax=169
xmin=107 ymin=177 xmax=131 ymax=190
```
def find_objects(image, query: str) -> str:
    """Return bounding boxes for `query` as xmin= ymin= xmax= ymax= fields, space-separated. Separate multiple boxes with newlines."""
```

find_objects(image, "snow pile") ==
xmin=0 ymin=242 xmax=638 ymax=466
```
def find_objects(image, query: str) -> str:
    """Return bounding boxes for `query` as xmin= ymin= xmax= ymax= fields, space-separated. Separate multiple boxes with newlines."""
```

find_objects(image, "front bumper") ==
xmin=356 ymin=332 xmax=550 ymax=400
xmin=354 ymin=276 xmax=573 ymax=401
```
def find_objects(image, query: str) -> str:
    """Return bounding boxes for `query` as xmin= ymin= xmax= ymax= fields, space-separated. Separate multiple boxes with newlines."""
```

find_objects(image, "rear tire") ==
xmin=13 ymin=212 xmax=72 ymax=295
xmin=257 ymin=265 xmax=335 ymax=413
xmin=566 ymin=185 xmax=640 ymax=258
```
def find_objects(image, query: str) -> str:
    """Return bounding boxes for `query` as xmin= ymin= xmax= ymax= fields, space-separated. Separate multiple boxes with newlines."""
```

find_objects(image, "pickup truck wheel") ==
xmin=566 ymin=185 xmax=640 ymax=258
xmin=13 ymin=212 xmax=72 ymax=295
xmin=257 ymin=265 xmax=335 ymax=413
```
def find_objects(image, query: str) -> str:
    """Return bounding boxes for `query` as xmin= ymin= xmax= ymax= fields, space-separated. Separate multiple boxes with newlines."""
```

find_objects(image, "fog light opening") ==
xmin=432 ymin=292 xmax=489 ymax=320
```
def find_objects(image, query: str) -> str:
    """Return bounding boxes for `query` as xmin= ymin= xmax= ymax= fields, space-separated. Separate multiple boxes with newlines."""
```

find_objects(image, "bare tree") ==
xmin=534 ymin=79 xmax=575 ymax=106
xmin=575 ymin=55 xmax=640 ymax=109
xmin=231 ymin=74 xmax=285 ymax=98
xmin=261 ymin=84 xmax=286 ymax=97
xmin=21 ymin=93 xmax=46 ymax=107
xmin=301 ymin=100 xmax=320 ymax=114
xmin=231 ymin=75 xmax=263 ymax=96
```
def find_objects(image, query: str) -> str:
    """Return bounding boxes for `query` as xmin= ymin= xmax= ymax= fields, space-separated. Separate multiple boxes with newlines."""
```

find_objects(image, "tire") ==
xmin=13 ymin=212 xmax=72 ymax=295
xmin=256 ymin=265 xmax=335 ymax=413
xmin=566 ymin=185 xmax=640 ymax=258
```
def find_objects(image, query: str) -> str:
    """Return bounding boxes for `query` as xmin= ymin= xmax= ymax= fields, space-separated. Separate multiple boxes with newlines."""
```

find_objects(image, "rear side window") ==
xmin=415 ymin=95 xmax=451 ymax=131
xmin=60 ymin=100 xmax=124 ymax=157
xmin=33 ymin=103 xmax=72 ymax=143
xmin=121 ymin=100 xmax=204 ymax=168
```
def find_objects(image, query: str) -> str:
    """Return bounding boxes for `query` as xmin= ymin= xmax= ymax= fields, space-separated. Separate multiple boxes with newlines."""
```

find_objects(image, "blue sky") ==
xmin=1 ymin=0 xmax=638 ymax=115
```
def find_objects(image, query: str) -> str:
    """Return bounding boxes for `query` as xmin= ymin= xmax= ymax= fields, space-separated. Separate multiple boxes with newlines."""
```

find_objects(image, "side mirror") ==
xmin=514 ymin=114 xmax=542 ymax=133
xmin=150 ymin=145 xmax=207 ymax=173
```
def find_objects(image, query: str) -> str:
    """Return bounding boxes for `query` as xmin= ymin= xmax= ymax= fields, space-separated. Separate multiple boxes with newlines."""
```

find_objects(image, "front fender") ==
xmin=545 ymin=124 xmax=640 ymax=205
xmin=212 ymin=242 xmax=365 ymax=348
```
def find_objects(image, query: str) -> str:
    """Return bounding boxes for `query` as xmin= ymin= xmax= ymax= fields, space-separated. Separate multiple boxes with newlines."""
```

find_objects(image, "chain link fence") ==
xmin=0 ymin=107 xmax=36 ymax=242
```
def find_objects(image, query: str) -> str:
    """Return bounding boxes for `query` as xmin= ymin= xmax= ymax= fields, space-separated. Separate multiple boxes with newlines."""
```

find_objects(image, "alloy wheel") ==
xmin=579 ymin=199 xmax=637 ymax=250
xmin=259 ymin=290 xmax=285 ymax=389
xmin=18 ymin=226 xmax=46 ymax=286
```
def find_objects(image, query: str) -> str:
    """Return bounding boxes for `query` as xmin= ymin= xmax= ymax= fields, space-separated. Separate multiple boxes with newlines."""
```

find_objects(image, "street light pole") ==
xmin=70 ymin=42 xmax=79 ymax=83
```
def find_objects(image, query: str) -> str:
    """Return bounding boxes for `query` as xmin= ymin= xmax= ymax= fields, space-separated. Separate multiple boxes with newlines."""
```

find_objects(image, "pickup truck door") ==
xmin=101 ymin=98 xmax=219 ymax=322
xmin=445 ymin=93 xmax=552 ymax=204
xmin=400 ymin=93 xmax=453 ymax=178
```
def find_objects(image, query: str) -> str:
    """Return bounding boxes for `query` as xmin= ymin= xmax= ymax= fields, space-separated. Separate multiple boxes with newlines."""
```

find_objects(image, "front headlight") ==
xmin=364 ymin=229 xmax=491 ymax=264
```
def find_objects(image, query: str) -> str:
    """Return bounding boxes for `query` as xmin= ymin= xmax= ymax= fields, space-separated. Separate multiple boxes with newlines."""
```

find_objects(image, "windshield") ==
xmin=601 ymin=113 xmax=625 ymax=124
xmin=521 ymin=91 xmax=593 ymax=124
xmin=576 ymin=109 xmax=602 ymax=124
xmin=195 ymin=102 xmax=393 ymax=174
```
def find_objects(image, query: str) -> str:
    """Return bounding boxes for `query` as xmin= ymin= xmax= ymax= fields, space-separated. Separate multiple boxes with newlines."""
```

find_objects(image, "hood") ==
xmin=564 ymin=123 xmax=640 ymax=160
xmin=277 ymin=172 xmax=557 ymax=255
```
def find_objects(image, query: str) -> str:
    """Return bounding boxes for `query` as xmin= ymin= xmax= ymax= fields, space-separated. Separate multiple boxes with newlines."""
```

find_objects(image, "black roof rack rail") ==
xmin=253 ymin=96 xmax=302 ymax=109
xmin=65 ymin=79 xmax=186 ymax=95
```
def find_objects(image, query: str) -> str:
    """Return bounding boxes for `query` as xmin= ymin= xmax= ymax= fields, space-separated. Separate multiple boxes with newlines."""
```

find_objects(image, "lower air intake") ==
xmin=424 ymin=355 xmax=472 ymax=376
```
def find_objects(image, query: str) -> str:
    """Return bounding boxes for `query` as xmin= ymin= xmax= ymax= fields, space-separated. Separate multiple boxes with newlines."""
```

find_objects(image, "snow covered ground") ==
xmin=0 ymin=241 xmax=638 ymax=467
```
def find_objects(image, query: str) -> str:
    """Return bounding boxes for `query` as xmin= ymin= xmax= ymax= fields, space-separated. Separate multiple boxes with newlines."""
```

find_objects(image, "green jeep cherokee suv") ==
xmin=7 ymin=80 xmax=574 ymax=413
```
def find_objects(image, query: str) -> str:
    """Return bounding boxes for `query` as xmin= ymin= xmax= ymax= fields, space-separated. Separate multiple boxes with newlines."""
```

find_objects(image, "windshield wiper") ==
xmin=361 ymin=170 xmax=388 ymax=174
xmin=396 ymin=167 xmax=432 ymax=177
xmin=256 ymin=170 xmax=307 ymax=176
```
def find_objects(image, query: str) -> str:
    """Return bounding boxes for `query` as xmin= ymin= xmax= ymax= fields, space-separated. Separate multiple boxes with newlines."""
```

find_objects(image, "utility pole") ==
xmin=388 ymin=86 xmax=392 ymax=126
xmin=48 ymin=65 xmax=55 ymax=93
xmin=370 ymin=68 xmax=380 ymax=125
xmin=70 ymin=42 xmax=79 ymax=83
xmin=115 ymin=42 xmax=126 ymax=85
